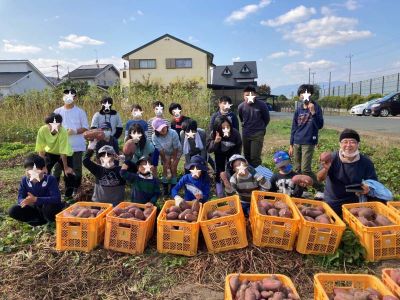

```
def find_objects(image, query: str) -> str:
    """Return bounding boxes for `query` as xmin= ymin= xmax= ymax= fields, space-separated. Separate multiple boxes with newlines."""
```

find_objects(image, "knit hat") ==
xmin=98 ymin=145 xmax=115 ymax=155
xmin=152 ymin=118 xmax=167 ymax=132
xmin=339 ymin=128 xmax=360 ymax=142
xmin=273 ymin=151 xmax=290 ymax=168
xmin=185 ymin=155 xmax=208 ymax=172
xmin=228 ymin=154 xmax=247 ymax=168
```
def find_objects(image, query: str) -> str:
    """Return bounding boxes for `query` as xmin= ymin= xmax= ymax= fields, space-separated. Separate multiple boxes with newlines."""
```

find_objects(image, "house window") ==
xmin=240 ymin=64 xmax=250 ymax=73
xmin=139 ymin=59 xmax=156 ymax=69
xmin=222 ymin=67 xmax=232 ymax=76
xmin=122 ymin=71 xmax=126 ymax=78
xmin=175 ymin=58 xmax=192 ymax=68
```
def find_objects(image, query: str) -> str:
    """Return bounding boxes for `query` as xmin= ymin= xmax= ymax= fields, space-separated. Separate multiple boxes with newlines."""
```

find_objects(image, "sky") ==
xmin=1 ymin=0 xmax=400 ymax=92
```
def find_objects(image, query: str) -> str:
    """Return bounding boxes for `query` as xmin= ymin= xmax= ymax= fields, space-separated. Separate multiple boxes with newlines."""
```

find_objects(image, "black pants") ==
xmin=214 ymin=153 xmax=230 ymax=183
xmin=46 ymin=153 xmax=75 ymax=197
xmin=8 ymin=203 xmax=64 ymax=226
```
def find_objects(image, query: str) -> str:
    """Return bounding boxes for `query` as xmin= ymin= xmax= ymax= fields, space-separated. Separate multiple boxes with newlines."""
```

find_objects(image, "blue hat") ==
xmin=100 ymin=122 xmax=112 ymax=130
xmin=273 ymin=151 xmax=290 ymax=168
xmin=185 ymin=155 xmax=208 ymax=172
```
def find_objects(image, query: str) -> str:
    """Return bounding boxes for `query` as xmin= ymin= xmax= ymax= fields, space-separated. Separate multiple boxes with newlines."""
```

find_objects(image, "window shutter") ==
xmin=129 ymin=59 xmax=140 ymax=69
xmin=166 ymin=58 xmax=175 ymax=69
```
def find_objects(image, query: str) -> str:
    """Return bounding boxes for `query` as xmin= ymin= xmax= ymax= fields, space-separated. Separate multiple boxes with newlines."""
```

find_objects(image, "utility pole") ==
xmin=308 ymin=68 xmax=311 ymax=84
xmin=311 ymin=72 xmax=316 ymax=84
xmin=328 ymin=71 xmax=331 ymax=97
xmin=52 ymin=61 xmax=60 ymax=80
xmin=94 ymin=49 xmax=99 ymax=68
xmin=346 ymin=53 xmax=354 ymax=83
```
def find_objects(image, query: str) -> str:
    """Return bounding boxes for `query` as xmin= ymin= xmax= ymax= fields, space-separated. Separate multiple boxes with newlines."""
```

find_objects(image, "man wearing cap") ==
xmin=54 ymin=89 xmax=89 ymax=198
xmin=317 ymin=128 xmax=378 ymax=215
xmin=83 ymin=143 xmax=125 ymax=206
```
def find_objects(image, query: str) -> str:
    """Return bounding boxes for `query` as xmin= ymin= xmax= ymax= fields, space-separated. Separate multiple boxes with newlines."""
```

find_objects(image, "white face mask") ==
xmin=132 ymin=110 xmax=143 ymax=118
xmin=154 ymin=105 xmax=163 ymax=117
xmin=63 ymin=94 xmax=74 ymax=105
xmin=104 ymin=131 xmax=111 ymax=139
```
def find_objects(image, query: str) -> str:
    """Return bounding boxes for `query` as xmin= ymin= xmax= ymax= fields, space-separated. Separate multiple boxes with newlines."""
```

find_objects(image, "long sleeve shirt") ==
xmin=206 ymin=128 xmax=242 ymax=155
xmin=152 ymin=129 xmax=181 ymax=156
xmin=209 ymin=111 xmax=240 ymax=132
xmin=120 ymin=168 xmax=160 ymax=204
xmin=226 ymin=172 xmax=270 ymax=203
xmin=18 ymin=175 xmax=62 ymax=206
xmin=171 ymin=174 xmax=210 ymax=203
xmin=238 ymin=99 xmax=270 ymax=136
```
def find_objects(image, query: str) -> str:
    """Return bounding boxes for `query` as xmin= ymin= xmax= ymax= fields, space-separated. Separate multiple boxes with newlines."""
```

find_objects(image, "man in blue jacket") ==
xmin=289 ymin=84 xmax=324 ymax=199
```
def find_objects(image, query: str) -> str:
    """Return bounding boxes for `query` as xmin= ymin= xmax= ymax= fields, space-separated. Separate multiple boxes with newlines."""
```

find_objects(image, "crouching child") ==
xmin=8 ymin=154 xmax=64 ymax=226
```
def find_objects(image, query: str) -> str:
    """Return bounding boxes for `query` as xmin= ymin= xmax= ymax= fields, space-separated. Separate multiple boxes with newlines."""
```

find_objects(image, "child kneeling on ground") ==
xmin=221 ymin=154 xmax=270 ymax=216
xmin=171 ymin=155 xmax=210 ymax=204
xmin=120 ymin=157 xmax=161 ymax=204
xmin=8 ymin=154 xmax=64 ymax=226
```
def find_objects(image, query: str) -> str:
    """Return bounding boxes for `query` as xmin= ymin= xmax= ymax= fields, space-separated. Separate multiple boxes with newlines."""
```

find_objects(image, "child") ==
xmin=123 ymin=124 xmax=155 ymax=172
xmin=180 ymin=119 xmax=207 ymax=170
xmin=223 ymin=155 xmax=270 ymax=216
xmin=171 ymin=155 xmax=210 ymax=203
xmin=83 ymin=144 xmax=125 ymax=206
xmin=169 ymin=102 xmax=190 ymax=138
xmin=8 ymin=154 xmax=63 ymax=226
xmin=35 ymin=112 xmax=75 ymax=198
xmin=91 ymin=97 xmax=123 ymax=140
xmin=209 ymin=96 xmax=239 ymax=132
xmin=95 ymin=122 xmax=119 ymax=155
xmin=289 ymin=84 xmax=324 ymax=199
xmin=207 ymin=115 xmax=242 ymax=197
xmin=151 ymin=118 xmax=181 ymax=195
xmin=120 ymin=157 xmax=161 ymax=204
xmin=125 ymin=104 xmax=148 ymax=140
xmin=269 ymin=150 xmax=307 ymax=198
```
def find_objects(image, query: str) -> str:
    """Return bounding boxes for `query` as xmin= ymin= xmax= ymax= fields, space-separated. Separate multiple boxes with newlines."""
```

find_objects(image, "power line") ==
xmin=52 ymin=61 xmax=60 ymax=80
xmin=345 ymin=53 xmax=354 ymax=83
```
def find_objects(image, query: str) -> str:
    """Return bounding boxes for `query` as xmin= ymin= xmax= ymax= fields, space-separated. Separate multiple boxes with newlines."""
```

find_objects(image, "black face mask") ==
xmin=140 ymin=171 xmax=151 ymax=176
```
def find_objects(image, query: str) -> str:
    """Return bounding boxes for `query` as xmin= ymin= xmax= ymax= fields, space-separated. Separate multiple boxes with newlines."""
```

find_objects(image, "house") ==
xmin=120 ymin=34 xmax=214 ymax=88
xmin=64 ymin=64 xmax=120 ymax=88
xmin=0 ymin=60 xmax=54 ymax=98
xmin=209 ymin=61 xmax=258 ymax=106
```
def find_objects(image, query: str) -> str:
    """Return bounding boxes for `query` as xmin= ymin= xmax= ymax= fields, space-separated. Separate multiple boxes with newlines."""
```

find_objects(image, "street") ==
xmin=271 ymin=112 xmax=400 ymax=136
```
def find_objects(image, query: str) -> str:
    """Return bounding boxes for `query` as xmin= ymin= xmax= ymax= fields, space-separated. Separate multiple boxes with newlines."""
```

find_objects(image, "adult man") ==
xmin=317 ymin=129 xmax=377 ymax=215
xmin=54 ymin=89 xmax=89 ymax=197
xmin=289 ymin=84 xmax=324 ymax=199
xmin=238 ymin=86 xmax=270 ymax=167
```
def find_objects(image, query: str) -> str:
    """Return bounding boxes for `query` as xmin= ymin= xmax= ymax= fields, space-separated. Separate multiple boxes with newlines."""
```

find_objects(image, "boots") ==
xmin=216 ymin=183 xmax=225 ymax=198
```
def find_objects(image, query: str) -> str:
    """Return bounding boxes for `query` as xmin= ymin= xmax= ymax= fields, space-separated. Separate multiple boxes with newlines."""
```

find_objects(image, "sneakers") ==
xmin=314 ymin=191 xmax=324 ymax=200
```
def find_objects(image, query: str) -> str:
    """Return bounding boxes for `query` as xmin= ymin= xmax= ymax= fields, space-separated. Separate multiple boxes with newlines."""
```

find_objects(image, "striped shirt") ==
xmin=226 ymin=172 xmax=271 ymax=203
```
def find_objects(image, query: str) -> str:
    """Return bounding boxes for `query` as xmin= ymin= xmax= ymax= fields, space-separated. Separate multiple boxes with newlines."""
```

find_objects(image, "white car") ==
xmin=349 ymin=99 xmax=380 ymax=116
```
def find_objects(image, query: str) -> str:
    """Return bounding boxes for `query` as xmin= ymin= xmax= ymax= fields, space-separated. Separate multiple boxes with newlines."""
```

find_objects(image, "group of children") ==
xmin=9 ymin=85 xmax=319 ymax=226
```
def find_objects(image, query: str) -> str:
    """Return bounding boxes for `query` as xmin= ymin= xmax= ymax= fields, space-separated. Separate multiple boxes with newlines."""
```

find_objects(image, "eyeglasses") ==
xmin=340 ymin=140 xmax=358 ymax=145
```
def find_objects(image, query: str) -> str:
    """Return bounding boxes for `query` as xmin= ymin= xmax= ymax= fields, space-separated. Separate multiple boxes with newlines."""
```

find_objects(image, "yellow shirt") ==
xmin=35 ymin=125 xmax=73 ymax=156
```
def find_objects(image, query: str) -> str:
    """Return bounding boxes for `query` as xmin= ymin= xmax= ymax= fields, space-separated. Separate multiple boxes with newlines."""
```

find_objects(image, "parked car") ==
xmin=363 ymin=98 xmax=381 ymax=116
xmin=350 ymin=98 xmax=381 ymax=116
xmin=367 ymin=92 xmax=400 ymax=117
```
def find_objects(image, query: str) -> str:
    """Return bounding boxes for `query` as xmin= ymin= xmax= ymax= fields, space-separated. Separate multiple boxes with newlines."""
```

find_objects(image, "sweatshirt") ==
xmin=152 ymin=129 xmax=181 ymax=157
xmin=269 ymin=171 xmax=304 ymax=197
xmin=206 ymin=128 xmax=242 ymax=156
xmin=290 ymin=101 xmax=324 ymax=145
xmin=209 ymin=111 xmax=240 ymax=132
xmin=238 ymin=99 xmax=270 ymax=136
xmin=171 ymin=174 xmax=211 ymax=203
xmin=17 ymin=174 xmax=62 ymax=206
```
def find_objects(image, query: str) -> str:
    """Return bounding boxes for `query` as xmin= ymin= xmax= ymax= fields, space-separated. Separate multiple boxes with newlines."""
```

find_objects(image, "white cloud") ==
xmin=344 ymin=0 xmax=359 ymax=10
xmin=188 ymin=36 xmax=199 ymax=43
xmin=321 ymin=6 xmax=334 ymax=16
xmin=225 ymin=0 xmax=271 ymax=23
xmin=129 ymin=16 xmax=136 ymax=21
xmin=232 ymin=56 xmax=241 ymax=62
xmin=3 ymin=40 xmax=41 ymax=54
xmin=283 ymin=59 xmax=335 ymax=74
xmin=122 ymin=18 xmax=127 ymax=24
xmin=63 ymin=34 xmax=104 ymax=46
xmin=58 ymin=41 xmax=82 ymax=49
xmin=268 ymin=49 xmax=300 ymax=59
xmin=137 ymin=10 xmax=144 ymax=15
xmin=261 ymin=5 xmax=316 ymax=27
xmin=284 ymin=16 xmax=372 ymax=48
xmin=44 ymin=15 xmax=59 ymax=22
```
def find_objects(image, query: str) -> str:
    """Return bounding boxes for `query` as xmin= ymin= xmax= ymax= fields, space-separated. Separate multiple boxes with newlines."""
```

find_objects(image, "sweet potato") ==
xmin=119 ymin=212 xmax=134 ymax=218
xmin=390 ymin=269 xmax=400 ymax=284
xmin=123 ymin=139 xmax=136 ymax=155
xmin=166 ymin=211 xmax=179 ymax=220
xmin=320 ymin=151 xmax=333 ymax=164
xmin=349 ymin=207 xmax=362 ymax=217
xmin=259 ymin=199 xmax=273 ymax=211
xmin=261 ymin=290 xmax=273 ymax=298
xmin=83 ymin=128 xmax=105 ymax=141
xmin=229 ymin=274 xmax=240 ymax=295
xmin=192 ymin=200 xmax=200 ymax=213
xmin=375 ymin=214 xmax=393 ymax=226
xmin=358 ymin=207 xmax=375 ymax=220
xmin=315 ymin=214 xmax=331 ymax=224
xmin=76 ymin=208 xmax=91 ymax=218
xmin=184 ymin=213 xmax=197 ymax=222
xmin=268 ymin=208 xmax=279 ymax=216
xmin=261 ymin=278 xmax=282 ymax=292
xmin=292 ymin=174 xmax=313 ymax=187
xmin=382 ymin=296 xmax=399 ymax=300
xmin=169 ymin=206 xmax=181 ymax=213
xmin=143 ymin=208 xmax=153 ymax=219
xmin=304 ymin=208 xmax=324 ymax=218
xmin=278 ymin=208 xmax=293 ymax=218
xmin=134 ymin=209 xmax=145 ymax=220
xmin=304 ymin=216 xmax=315 ymax=222
xmin=258 ymin=206 xmax=267 ymax=215
xmin=274 ymin=200 xmax=289 ymax=210
xmin=270 ymin=291 xmax=285 ymax=300
xmin=179 ymin=201 xmax=192 ymax=211
xmin=178 ymin=209 xmax=192 ymax=220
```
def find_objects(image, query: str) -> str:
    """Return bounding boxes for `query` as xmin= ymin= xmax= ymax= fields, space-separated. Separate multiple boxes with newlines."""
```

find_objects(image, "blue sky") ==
xmin=1 ymin=0 xmax=399 ymax=91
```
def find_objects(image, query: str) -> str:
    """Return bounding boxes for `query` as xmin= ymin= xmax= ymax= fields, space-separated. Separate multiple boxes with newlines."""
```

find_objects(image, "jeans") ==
xmin=46 ymin=153 xmax=75 ymax=198
xmin=293 ymin=144 xmax=323 ymax=192
xmin=242 ymin=130 xmax=265 ymax=167
xmin=9 ymin=203 xmax=64 ymax=226
xmin=240 ymin=201 xmax=250 ymax=217
xmin=53 ymin=151 xmax=83 ymax=191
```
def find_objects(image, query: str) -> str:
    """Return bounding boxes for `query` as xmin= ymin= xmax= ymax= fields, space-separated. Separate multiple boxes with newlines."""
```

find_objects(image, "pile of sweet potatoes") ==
xmin=296 ymin=204 xmax=332 ymax=224
xmin=229 ymin=274 xmax=300 ymax=300
xmin=165 ymin=200 xmax=200 ymax=222
xmin=113 ymin=203 xmax=154 ymax=221
xmin=63 ymin=205 xmax=105 ymax=218
xmin=390 ymin=269 xmax=400 ymax=286
xmin=328 ymin=287 xmax=398 ymax=300
xmin=349 ymin=207 xmax=394 ymax=227
xmin=258 ymin=199 xmax=293 ymax=218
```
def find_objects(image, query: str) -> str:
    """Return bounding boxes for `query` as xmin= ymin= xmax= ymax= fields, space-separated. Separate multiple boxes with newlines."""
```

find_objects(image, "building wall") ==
xmin=122 ymin=37 xmax=210 ymax=87
xmin=2 ymin=71 xmax=52 ymax=96
xmin=95 ymin=69 xmax=119 ymax=87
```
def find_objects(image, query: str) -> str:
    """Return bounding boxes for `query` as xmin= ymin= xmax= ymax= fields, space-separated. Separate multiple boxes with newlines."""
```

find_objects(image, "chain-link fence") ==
xmin=319 ymin=73 xmax=400 ymax=98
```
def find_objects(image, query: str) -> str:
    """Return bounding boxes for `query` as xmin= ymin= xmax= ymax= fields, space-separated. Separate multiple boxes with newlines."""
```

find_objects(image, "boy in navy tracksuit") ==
xmin=8 ymin=154 xmax=64 ymax=226
xmin=209 ymin=96 xmax=239 ymax=132
xmin=289 ymin=84 xmax=324 ymax=199
xmin=171 ymin=155 xmax=210 ymax=203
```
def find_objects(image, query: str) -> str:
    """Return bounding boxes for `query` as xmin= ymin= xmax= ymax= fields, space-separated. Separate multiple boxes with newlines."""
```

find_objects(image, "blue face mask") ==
xmin=281 ymin=164 xmax=293 ymax=174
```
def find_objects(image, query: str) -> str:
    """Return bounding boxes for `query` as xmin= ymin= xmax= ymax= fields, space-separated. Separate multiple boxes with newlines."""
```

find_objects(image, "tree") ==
xmin=258 ymin=84 xmax=271 ymax=95
xmin=278 ymin=94 xmax=288 ymax=101
xmin=57 ymin=79 xmax=90 ymax=97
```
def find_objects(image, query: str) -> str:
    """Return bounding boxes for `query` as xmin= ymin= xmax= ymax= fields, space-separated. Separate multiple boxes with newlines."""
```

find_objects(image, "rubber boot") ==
xmin=216 ymin=183 xmax=225 ymax=198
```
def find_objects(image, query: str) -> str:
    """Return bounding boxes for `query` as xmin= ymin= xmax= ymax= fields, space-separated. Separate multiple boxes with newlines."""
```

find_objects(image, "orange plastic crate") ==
xmin=157 ymin=200 xmax=202 ymax=256
xmin=249 ymin=191 xmax=300 ymax=250
xmin=200 ymin=196 xmax=248 ymax=253
xmin=314 ymin=273 xmax=397 ymax=300
xmin=224 ymin=273 xmax=300 ymax=300
xmin=104 ymin=202 xmax=157 ymax=254
xmin=292 ymin=198 xmax=346 ymax=255
xmin=342 ymin=201 xmax=400 ymax=261
xmin=388 ymin=201 xmax=400 ymax=216
xmin=56 ymin=202 xmax=112 ymax=252
xmin=382 ymin=268 xmax=400 ymax=298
